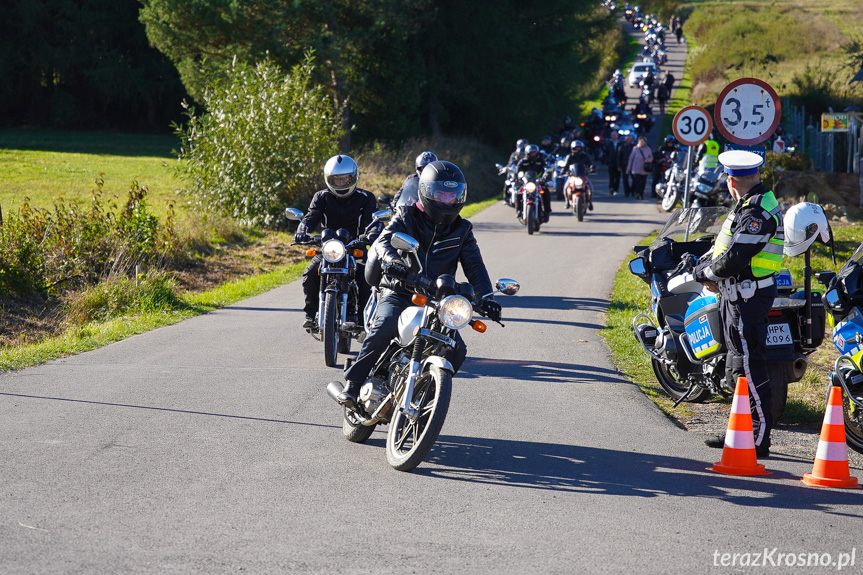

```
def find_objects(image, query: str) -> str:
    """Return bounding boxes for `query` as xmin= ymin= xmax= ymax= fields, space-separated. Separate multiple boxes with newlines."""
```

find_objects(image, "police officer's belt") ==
xmin=717 ymin=276 xmax=774 ymax=302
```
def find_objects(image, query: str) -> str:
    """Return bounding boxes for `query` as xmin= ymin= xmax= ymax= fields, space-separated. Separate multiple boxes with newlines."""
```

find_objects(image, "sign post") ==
xmin=672 ymin=105 xmax=713 ymax=212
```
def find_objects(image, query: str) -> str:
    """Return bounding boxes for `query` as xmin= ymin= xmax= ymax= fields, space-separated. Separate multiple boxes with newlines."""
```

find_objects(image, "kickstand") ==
xmin=672 ymin=383 xmax=697 ymax=408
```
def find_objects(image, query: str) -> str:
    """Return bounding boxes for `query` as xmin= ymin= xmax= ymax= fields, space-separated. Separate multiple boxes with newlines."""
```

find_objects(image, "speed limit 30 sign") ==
xmin=714 ymin=78 xmax=781 ymax=145
xmin=672 ymin=105 xmax=713 ymax=146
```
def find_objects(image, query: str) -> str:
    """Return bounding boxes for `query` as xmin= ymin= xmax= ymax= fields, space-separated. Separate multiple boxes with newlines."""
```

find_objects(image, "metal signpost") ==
xmin=672 ymin=105 xmax=713 ymax=235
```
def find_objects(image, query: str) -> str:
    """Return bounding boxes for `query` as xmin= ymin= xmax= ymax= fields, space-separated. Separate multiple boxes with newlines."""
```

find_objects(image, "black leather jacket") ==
xmin=369 ymin=205 xmax=493 ymax=297
xmin=297 ymin=188 xmax=382 ymax=242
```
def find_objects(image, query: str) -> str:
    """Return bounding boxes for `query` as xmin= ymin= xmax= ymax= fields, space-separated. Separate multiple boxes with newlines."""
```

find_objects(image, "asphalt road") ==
xmin=2 ymin=188 xmax=862 ymax=574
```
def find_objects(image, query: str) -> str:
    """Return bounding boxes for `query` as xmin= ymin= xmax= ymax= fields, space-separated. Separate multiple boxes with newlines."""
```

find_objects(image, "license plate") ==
xmin=766 ymin=323 xmax=793 ymax=346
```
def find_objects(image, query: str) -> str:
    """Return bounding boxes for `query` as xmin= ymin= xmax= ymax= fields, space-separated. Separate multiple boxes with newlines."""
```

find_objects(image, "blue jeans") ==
xmin=344 ymin=289 xmax=467 ymax=385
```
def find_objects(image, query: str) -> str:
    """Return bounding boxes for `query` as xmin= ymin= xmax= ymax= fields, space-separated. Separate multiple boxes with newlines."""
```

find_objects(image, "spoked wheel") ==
xmin=575 ymin=195 xmax=584 ymax=222
xmin=661 ymin=185 xmax=680 ymax=212
xmin=842 ymin=390 xmax=863 ymax=455
xmin=322 ymin=292 xmax=338 ymax=367
xmin=651 ymin=358 xmax=711 ymax=403
xmin=527 ymin=207 xmax=535 ymax=235
xmin=343 ymin=407 xmax=376 ymax=443
xmin=386 ymin=366 xmax=452 ymax=472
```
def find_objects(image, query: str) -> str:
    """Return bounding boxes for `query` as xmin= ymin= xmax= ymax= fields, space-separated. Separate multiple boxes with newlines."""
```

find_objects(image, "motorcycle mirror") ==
xmin=629 ymin=257 xmax=649 ymax=277
xmin=372 ymin=209 xmax=391 ymax=223
xmin=495 ymin=163 xmax=505 ymax=170
xmin=377 ymin=195 xmax=392 ymax=205
xmin=495 ymin=279 xmax=520 ymax=296
xmin=391 ymin=232 xmax=419 ymax=253
xmin=285 ymin=208 xmax=303 ymax=221
xmin=815 ymin=271 xmax=837 ymax=287
xmin=824 ymin=288 xmax=843 ymax=312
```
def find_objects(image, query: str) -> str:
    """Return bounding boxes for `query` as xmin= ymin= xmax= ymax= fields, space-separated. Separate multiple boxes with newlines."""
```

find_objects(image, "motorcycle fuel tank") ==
xmin=397 ymin=306 xmax=424 ymax=347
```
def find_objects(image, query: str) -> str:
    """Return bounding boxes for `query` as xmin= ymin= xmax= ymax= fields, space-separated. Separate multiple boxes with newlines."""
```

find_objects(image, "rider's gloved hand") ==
xmin=481 ymin=299 xmax=502 ymax=322
xmin=355 ymin=234 xmax=371 ymax=246
xmin=384 ymin=258 xmax=409 ymax=280
xmin=674 ymin=252 xmax=698 ymax=274
xmin=293 ymin=232 xmax=310 ymax=244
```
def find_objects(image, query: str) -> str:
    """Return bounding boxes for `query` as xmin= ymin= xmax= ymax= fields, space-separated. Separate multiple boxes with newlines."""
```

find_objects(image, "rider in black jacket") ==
xmin=335 ymin=161 xmax=501 ymax=409
xmin=294 ymin=155 xmax=383 ymax=328
xmin=561 ymin=140 xmax=595 ymax=210
xmin=515 ymin=144 xmax=551 ymax=220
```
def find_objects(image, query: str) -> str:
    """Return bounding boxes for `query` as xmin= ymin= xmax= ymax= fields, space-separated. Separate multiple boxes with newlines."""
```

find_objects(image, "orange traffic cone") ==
xmin=709 ymin=377 xmax=771 ymax=476
xmin=801 ymin=386 xmax=861 ymax=489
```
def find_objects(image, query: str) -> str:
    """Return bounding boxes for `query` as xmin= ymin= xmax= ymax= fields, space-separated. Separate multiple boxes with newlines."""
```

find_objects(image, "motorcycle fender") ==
xmin=423 ymin=356 xmax=454 ymax=374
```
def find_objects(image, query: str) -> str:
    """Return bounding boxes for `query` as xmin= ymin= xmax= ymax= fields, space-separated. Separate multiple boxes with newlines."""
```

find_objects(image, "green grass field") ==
xmin=0 ymin=130 xmax=182 ymax=219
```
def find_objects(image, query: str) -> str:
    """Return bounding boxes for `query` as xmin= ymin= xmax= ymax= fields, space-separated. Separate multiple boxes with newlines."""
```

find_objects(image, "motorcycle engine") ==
xmin=359 ymin=376 xmax=388 ymax=415
xmin=654 ymin=327 xmax=678 ymax=361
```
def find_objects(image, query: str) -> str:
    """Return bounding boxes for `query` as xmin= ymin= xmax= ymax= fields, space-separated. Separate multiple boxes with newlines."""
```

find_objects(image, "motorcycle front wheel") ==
xmin=527 ymin=207 xmax=536 ymax=235
xmin=661 ymin=185 xmax=680 ymax=212
xmin=386 ymin=366 xmax=452 ymax=471
xmin=575 ymin=195 xmax=584 ymax=222
xmin=841 ymin=389 xmax=863 ymax=455
xmin=343 ymin=407 xmax=376 ymax=443
xmin=323 ymin=291 xmax=339 ymax=367
xmin=651 ymin=358 xmax=711 ymax=402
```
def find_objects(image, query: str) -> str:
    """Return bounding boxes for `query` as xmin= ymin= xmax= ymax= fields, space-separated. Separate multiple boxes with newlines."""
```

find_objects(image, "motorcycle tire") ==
xmin=386 ymin=365 xmax=452 ymax=472
xmin=527 ymin=208 xmax=536 ymax=235
xmin=323 ymin=291 xmax=339 ymax=368
xmin=651 ymin=358 xmax=711 ymax=403
xmin=767 ymin=362 xmax=788 ymax=422
xmin=575 ymin=195 xmax=584 ymax=222
xmin=338 ymin=334 xmax=351 ymax=354
xmin=343 ymin=407 xmax=376 ymax=443
xmin=836 ymin=383 xmax=863 ymax=455
xmin=661 ymin=185 xmax=680 ymax=212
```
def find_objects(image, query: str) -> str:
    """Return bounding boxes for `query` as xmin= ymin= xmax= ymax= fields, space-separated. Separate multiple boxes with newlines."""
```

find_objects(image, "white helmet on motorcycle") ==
xmin=323 ymin=155 xmax=359 ymax=198
xmin=783 ymin=202 xmax=831 ymax=256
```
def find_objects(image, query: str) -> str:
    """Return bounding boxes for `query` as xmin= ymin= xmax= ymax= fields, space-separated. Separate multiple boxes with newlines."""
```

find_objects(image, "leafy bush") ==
xmin=762 ymin=151 xmax=812 ymax=191
xmin=175 ymin=53 xmax=343 ymax=226
xmin=0 ymin=180 xmax=179 ymax=297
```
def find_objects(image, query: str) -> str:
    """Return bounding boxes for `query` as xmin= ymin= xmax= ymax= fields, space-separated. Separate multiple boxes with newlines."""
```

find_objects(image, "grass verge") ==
xmin=0 ymin=261 xmax=306 ymax=371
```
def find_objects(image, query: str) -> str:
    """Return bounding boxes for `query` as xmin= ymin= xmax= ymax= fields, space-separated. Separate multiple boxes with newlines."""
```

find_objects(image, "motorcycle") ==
xmin=628 ymin=206 xmax=825 ymax=418
xmin=517 ymin=171 xmax=547 ymax=234
xmin=495 ymin=162 xmax=520 ymax=207
xmin=327 ymin=231 xmax=520 ymax=471
xmin=286 ymin=207 xmax=391 ymax=367
xmin=816 ymin=243 xmax=863 ymax=453
xmin=659 ymin=150 xmax=686 ymax=211
xmin=563 ymin=163 xmax=595 ymax=222
xmin=691 ymin=163 xmax=731 ymax=208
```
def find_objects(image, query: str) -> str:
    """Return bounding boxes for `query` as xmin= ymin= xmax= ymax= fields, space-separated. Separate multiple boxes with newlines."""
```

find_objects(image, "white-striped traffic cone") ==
xmin=709 ymin=377 xmax=771 ymax=476
xmin=801 ymin=385 xmax=861 ymax=489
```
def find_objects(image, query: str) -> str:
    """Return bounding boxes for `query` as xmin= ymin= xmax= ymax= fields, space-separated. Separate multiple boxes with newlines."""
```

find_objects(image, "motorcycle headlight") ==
xmin=574 ymin=177 xmax=584 ymax=186
xmin=321 ymin=239 xmax=346 ymax=263
xmin=696 ymin=183 xmax=711 ymax=193
xmin=439 ymin=295 xmax=473 ymax=330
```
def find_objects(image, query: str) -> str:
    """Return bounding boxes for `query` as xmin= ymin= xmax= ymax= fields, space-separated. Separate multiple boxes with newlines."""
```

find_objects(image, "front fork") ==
xmin=400 ymin=306 xmax=430 ymax=421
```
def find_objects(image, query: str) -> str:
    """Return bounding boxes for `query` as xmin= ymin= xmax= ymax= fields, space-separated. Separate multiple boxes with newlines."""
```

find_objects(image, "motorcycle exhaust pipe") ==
xmin=791 ymin=357 xmax=808 ymax=381
xmin=326 ymin=380 xmax=345 ymax=402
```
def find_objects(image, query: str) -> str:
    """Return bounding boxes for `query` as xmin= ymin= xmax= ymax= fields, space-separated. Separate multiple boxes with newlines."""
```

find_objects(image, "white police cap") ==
xmin=718 ymin=150 xmax=764 ymax=176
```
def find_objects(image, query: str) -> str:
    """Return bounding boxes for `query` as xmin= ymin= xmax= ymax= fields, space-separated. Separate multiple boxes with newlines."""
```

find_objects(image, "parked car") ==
xmin=628 ymin=61 xmax=659 ymax=87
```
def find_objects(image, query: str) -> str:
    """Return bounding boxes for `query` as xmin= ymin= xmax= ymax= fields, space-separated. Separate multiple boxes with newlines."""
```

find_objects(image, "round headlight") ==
xmin=439 ymin=295 xmax=473 ymax=330
xmin=322 ymin=239 xmax=346 ymax=263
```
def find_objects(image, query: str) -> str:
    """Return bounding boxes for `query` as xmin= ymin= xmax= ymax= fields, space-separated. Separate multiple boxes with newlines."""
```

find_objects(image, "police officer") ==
xmin=693 ymin=150 xmax=784 ymax=457
xmin=294 ymin=155 xmax=383 ymax=328
xmin=333 ymin=161 xmax=501 ymax=408
xmin=393 ymin=151 xmax=437 ymax=208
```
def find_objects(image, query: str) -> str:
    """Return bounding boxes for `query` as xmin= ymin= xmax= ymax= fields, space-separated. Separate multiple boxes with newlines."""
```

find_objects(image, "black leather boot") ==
xmin=337 ymin=380 xmax=360 ymax=410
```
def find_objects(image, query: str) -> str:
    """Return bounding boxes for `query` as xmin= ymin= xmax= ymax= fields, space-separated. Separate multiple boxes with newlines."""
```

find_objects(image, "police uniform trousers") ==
xmin=721 ymin=283 xmax=776 ymax=449
xmin=344 ymin=290 xmax=467 ymax=386
xmin=302 ymin=254 xmax=371 ymax=319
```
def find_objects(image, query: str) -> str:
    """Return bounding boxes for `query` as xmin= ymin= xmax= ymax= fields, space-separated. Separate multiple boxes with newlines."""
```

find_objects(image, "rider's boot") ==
xmin=336 ymin=380 xmax=360 ymax=410
xmin=303 ymin=315 xmax=316 ymax=329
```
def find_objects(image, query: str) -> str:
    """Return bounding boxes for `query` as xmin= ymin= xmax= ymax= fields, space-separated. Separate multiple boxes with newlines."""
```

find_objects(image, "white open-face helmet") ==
xmin=784 ymin=202 xmax=831 ymax=256
xmin=324 ymin=155 xmax=358 ymax=198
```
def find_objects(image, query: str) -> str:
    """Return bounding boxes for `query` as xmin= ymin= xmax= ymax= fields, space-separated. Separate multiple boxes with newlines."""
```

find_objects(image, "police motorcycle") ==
xmin=628 ymin=206 xmax=825 ymax=419
xmin=286 ymin=207 xmax=391 ymax=367
xmin=327 ymin=231 xmax=520 ymax=471
xmin=691 ymin=162 xmax=731 ymax=208
xmin=811 ymin=223 xmax=863 ymax=453
xmin=516 ymin=171 xmax=547 ymax=234
xmin=563 ymin=163 xmax=596 ymax=222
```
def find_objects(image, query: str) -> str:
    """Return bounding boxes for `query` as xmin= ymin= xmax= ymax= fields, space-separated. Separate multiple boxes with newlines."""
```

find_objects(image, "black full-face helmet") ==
xmin=415 ymin=151 xmax=438 ymax=176
xmin=418 ymin=161 xmax=467 ymax=226
xmin=323 ymin=155 xmax=358 ymax=198
xmin=525 ymin=144 xmax=540 ymax=160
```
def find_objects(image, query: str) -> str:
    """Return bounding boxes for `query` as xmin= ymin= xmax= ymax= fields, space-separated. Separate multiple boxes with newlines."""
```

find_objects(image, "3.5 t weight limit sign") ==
xmin=714 ymin=78 xmax=781 ymax=145
xmin=672 ymin=106 xmax=712 ymax=147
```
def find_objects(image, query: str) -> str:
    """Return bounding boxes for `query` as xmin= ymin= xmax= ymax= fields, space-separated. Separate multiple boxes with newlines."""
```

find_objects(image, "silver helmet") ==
xmin=324 ymin=155 xmax=359 ymax=198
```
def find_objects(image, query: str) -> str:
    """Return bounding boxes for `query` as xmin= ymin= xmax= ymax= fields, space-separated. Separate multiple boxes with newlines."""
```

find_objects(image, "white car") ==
xmin=628 ymin=62 xmax=659 ymax=87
